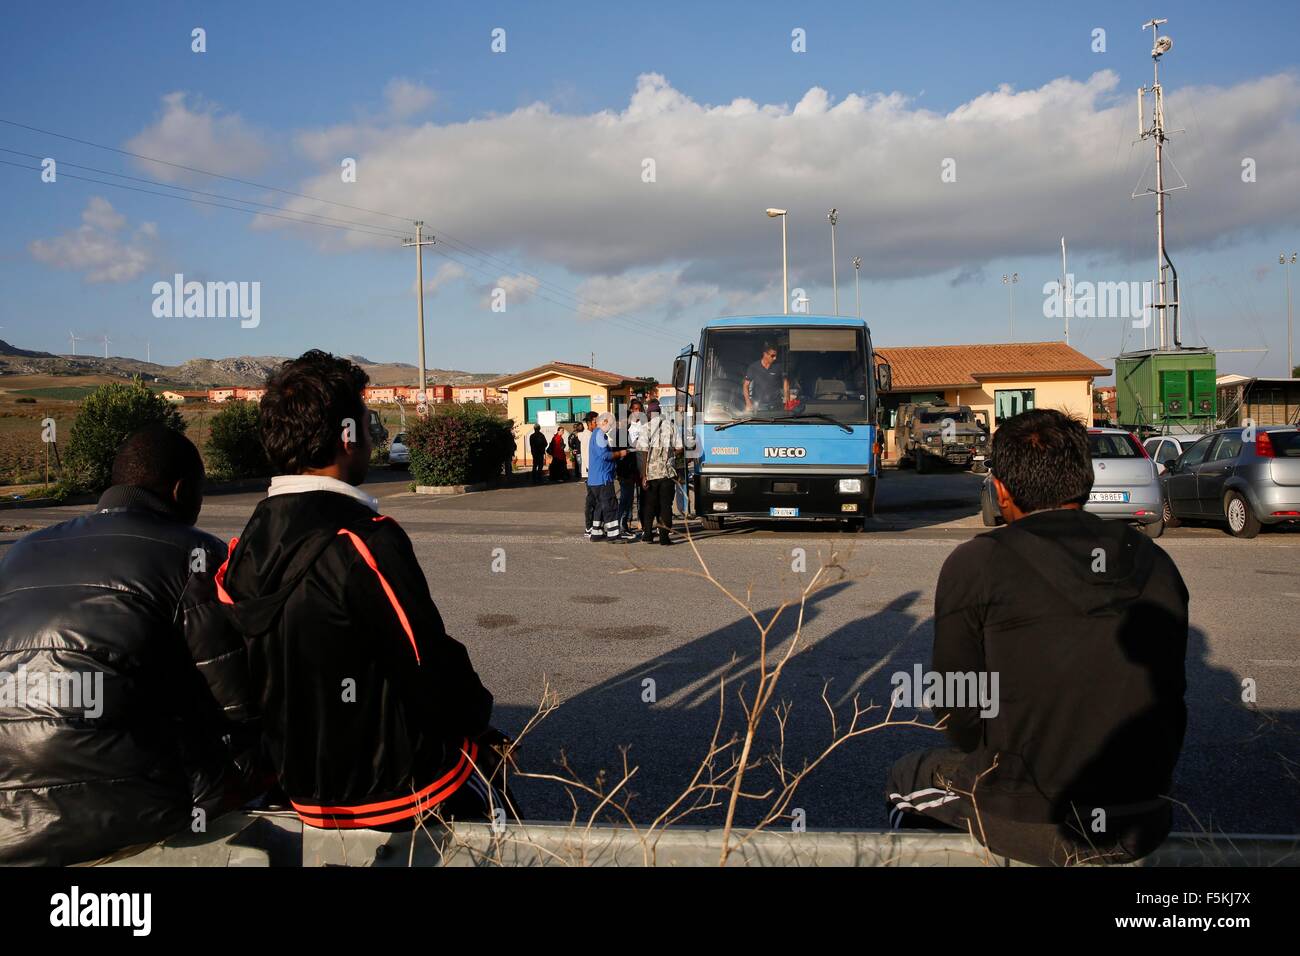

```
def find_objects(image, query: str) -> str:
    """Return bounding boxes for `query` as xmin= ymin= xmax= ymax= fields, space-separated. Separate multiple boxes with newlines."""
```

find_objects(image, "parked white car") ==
xmin=388 ymin=433 xmax=410 ymax=467
xmin=1143 ymin=433 xmax=1205 ymax=475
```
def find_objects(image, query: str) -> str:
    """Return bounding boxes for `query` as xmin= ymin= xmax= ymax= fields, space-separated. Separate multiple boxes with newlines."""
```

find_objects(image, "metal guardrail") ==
xmin=103 ymin=812 xmax=1298 ymax=868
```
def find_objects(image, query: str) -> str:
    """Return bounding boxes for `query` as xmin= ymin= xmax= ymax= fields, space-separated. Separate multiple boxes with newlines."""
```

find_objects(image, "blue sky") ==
xmin=2 ymin=0 xmax=1298 ymax=381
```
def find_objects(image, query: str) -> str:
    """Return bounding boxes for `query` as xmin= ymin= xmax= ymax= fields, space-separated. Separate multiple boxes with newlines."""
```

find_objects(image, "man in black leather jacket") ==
xmin=0 ymin=424 xmax=259 ymax=865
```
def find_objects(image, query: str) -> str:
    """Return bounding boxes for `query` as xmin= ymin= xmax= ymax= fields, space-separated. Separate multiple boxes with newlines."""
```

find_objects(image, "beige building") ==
xmin=877 ymin=342 xmax=1110 ymax=458
xmin=483 ymin=361 xmax=652 ymax=465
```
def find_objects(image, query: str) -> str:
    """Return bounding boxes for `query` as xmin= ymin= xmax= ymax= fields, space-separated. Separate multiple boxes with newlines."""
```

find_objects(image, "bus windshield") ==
xmin=700 ymin=326 xmax=870 ymax=425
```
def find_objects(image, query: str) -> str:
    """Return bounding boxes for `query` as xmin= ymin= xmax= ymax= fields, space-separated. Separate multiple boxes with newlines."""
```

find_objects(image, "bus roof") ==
xmin=701 ymin=314 xmax=869 ymax=330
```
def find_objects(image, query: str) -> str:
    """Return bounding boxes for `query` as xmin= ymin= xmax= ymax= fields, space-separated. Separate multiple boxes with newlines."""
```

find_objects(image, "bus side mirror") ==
xmin=875 ymin=362 xmax=892 ymax=393
xmin=672 ymin=357 xmax=688 ymax=392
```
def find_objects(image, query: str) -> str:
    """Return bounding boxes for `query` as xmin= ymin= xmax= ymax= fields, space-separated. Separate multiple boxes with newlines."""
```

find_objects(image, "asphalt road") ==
xmin=3 ymin=465 xmax=1297 ymax=836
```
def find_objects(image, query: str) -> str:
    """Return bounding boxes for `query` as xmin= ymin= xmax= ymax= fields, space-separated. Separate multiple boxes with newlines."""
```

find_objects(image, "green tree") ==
xmin=206 ymin=400 xmax=269 ymax=480
xmin=407 ymin=404 xmax=515 ymax=486
xmin=63 ymin=379 xmax=185 ymax=493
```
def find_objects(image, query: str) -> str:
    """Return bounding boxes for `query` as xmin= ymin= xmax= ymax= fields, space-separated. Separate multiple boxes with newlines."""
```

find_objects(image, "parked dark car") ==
xmin=1160 ymin=426 xmax=1300 ymax=538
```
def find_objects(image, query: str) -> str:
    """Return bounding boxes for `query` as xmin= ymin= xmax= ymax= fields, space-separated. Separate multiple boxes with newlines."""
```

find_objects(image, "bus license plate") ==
xmin=1089 ymin=491 xmax=1129 ymax=503
xmin=770 ymin=507 xmax=799 ymax=517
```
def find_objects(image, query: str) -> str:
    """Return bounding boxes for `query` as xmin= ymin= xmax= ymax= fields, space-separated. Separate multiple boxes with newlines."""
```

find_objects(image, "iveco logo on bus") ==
xmin=764 ymin=447 xmax=808 ymax=458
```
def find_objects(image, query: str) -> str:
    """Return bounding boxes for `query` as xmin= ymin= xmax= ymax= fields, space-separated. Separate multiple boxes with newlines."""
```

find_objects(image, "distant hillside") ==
xmin=0 ymin=340 xmax=57 ymax=359
xmin=0 ymin=341 xmax=497 ymax=389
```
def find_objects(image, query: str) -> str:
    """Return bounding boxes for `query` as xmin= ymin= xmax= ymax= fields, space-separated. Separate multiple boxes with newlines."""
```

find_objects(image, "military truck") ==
xmin=896 ymin=402 xmax=991 ymax=473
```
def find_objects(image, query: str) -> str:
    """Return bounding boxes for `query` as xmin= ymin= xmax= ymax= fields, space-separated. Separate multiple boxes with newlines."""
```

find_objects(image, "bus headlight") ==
xmin=837 ymin=479 xmax=862 ymax=494
xmin=708 ymin=476 xmax=734 ymax=493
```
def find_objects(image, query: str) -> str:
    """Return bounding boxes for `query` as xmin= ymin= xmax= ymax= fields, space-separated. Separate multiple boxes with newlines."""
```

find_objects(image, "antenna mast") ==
xmin=1137 ymin=17 xmax=1183 ymax=351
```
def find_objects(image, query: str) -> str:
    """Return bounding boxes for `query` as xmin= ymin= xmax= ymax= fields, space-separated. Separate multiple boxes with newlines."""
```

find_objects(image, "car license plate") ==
xmin=973 ymin=455 xmax=985 ymax=460
xmin=770 ymin=507 xmax=799 ymax=517
xmin=1089 ymin=491 xmax=1129 ymax=503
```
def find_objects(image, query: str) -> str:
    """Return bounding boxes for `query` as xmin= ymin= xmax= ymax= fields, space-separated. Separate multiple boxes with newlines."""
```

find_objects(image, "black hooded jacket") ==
xmin=931 ymin=508 xmax=1188 ymax=825
xmin=218 ymin=489 xmax=493 ymax=829
xmin=0 ymin=486 xmax=257 ymax=866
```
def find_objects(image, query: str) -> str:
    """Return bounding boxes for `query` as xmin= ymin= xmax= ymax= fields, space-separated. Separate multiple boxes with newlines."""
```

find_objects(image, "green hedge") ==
xmin=407 ymin=404 xmax=514 ymax=486
xmin=206 ymin=400 xmax=269 ymax=480
xmin=63 ymin=379 xmax=185 ymax=493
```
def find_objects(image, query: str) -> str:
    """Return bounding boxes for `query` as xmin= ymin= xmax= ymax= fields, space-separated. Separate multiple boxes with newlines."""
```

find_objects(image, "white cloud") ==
xmin=485 ymin=273 xmax=541 ymax=309
xmin=29 ymin=197 xmax=157 ymax=283
xmin=125 ymin=92 xmax=270 ymax=182
xmin=576 ymin=269 xmax=718 ymax=319
xmin=264 ymin=70 xmax=1300 ymax=293
xmin=384 ymin=78 xmax=436 ymax=120
xmin=411 ymin=260 xmax=466 ymax=296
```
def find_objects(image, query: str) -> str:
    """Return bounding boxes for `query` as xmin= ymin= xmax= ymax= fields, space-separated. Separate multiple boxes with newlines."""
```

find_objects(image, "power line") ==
xmin=0 ymin=159 xmax=411 ymax=243
xmin=2 ymin=118 xmax=690 ymax=344
xmin=0 ymin=117 xmax=410 ymax=223
xmin=0 ymin=146 xmax=411 ymax=240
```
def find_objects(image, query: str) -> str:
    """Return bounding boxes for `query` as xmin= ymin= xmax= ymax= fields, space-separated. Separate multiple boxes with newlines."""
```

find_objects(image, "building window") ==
xmin=526 ymin=395 xmax=593 ymax=423
xmin=994 ymin=389 xmax=1035 ymax=424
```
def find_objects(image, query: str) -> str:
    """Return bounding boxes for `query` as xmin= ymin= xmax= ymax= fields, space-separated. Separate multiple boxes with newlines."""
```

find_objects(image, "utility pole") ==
xmin=852 ymin=256 xmax=862 ymax=319
xmin=1060 ymin=237 xmax=1070 ymax=345
xmin=403 ymin=222 xmax=436 ymax=412
xmin=766 ymin=209 xmax=789 ymax=315
xmin=1282 ymin=253 xmax=1297 ymax=377
xmin=828 ymin=208 xmax=839 ymax=315
xmin=1002 ymin=273 xmax=1019 ymax=340
xmin=1137 ymin=18 xmax=1184 ymax=351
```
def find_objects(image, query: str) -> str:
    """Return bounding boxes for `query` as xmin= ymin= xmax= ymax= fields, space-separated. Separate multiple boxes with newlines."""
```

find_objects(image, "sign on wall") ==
xmin=543 ymin=379 xmax=572 ymax=395
xmin=537 ymin=410 xmax=559 ymax=426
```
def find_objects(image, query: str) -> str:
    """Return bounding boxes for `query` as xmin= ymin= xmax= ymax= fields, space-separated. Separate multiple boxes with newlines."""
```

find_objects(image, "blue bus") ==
xmin=671 ymin=315 xmax=892 ymax=531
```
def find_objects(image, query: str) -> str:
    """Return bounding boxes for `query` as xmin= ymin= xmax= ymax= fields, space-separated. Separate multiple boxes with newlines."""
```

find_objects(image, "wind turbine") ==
xmin=102 ymin=335 xmax=111 ymax=359
xmin=68 ymin=330 xmax=82 ymax=356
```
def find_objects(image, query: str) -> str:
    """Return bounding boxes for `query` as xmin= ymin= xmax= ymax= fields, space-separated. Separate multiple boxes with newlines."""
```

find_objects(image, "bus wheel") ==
xmin=701 ymin=516 xmax=725 ymax=531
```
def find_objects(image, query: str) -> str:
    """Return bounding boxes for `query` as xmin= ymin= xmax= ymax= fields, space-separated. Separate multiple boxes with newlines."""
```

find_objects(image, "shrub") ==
xmin=407 ymin=404 xmax=514 ymax=486
xmin=15 ymin=397 xmax=36 ymax=404
xmin=63 ymin=379 xmax=185 ymax=493
xmin=206 ymin=400 xmax=269 ymax=480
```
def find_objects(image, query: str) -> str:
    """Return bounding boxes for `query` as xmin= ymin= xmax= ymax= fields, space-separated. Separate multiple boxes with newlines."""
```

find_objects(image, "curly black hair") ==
xmin=991 ymin=408 xmax=1093 ymax=513
xmin=259 ymin=349 xmax=369 ymax=475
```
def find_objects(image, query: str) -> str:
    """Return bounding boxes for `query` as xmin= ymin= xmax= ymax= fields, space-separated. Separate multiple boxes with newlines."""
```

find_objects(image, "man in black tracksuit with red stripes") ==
xmin=219 ymin=351 xmax=508 ymax=830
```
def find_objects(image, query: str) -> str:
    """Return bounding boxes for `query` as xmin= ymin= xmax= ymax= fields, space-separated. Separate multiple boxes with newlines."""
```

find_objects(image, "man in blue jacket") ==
xmin=585 ymin=411 xmax=629 ymax=543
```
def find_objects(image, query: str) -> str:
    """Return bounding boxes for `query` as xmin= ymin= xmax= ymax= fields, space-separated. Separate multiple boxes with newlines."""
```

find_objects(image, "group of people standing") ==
xmin=528 ymin=399 xmax=681 ymax=545
xmin=583 ymin=398 xmax=681 ymax=545
xmin=528 ymin=421 xmax=585 ymax=483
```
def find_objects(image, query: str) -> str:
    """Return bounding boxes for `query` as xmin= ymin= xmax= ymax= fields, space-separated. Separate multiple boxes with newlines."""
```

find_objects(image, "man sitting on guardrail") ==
xmin=0 ymin=425 xmax=259 ymax=865
xmin=885 ymin=408 xmax=1189 ymax=865
xmin=217 ymin=350 xmax=512 ymax=830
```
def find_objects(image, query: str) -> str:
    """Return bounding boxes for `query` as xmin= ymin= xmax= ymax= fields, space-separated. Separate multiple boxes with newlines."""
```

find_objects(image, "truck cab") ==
xmin=896 ymin=402 xmax=990 ymax=473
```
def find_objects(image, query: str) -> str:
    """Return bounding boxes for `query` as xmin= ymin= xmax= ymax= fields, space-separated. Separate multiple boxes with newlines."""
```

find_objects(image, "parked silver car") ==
xmin=981 ymin=427 xmax=1164 ymax=537
xmin=1143 ymin=433 xmax=1204 ymax=475
xmin=1160 ymin=426 xmax=1300 ymax=538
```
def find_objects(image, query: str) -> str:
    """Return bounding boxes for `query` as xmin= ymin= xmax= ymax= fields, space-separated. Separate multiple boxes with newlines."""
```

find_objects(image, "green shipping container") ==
xmin=1115 ymin=349 xmax=1216 ymax=430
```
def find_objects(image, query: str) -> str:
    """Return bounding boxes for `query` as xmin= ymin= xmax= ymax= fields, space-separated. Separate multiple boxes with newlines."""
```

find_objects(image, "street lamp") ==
xmin=1282 ymin=252 xmax=1297 ymax=378
xmin=828 ymin=208 xmax=839 ymax=316
xmin=766 ymin=208 xmax=789 ymax=315
xmin=1002 ymin=272 xmax=1019 ymax=340
xmin=852 ymin=256 xmax=862 ymax=319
